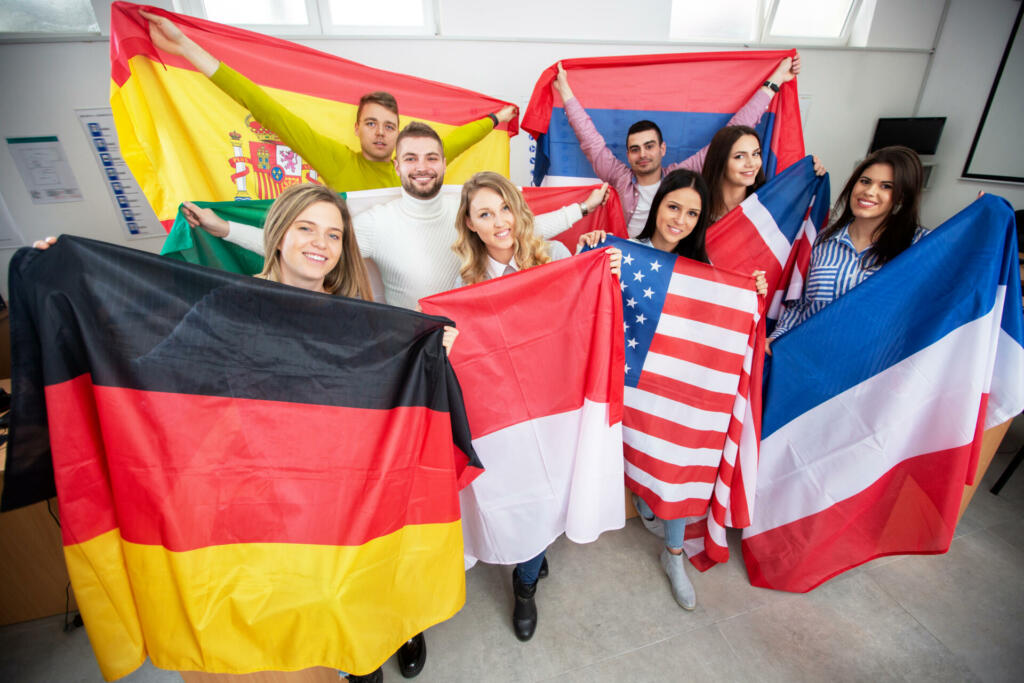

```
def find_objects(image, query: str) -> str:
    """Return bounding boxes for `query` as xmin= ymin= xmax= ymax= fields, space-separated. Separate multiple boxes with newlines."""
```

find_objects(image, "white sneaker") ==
xmin=632 ymin=492 xmax=665 ymax=539
xmin=660 ymin=548 xmax=697 ymax=611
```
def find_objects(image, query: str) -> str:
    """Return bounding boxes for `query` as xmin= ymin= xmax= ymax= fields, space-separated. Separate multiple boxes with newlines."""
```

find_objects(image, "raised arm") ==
xmin=533 ymin=184 xmax=608 ymax=239
xmin=552 ymin=63 xmax=634 ymax=190
xmin=671 ymin=54 xmax=801 ymax=173
xmin=443 ymin=105 xmax=517 ymax=163
xmin=141 ymin=10 xmax=358 ymax=185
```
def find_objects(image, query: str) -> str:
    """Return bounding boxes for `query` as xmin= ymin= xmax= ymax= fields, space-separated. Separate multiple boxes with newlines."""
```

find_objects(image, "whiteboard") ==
xmin=962 ymin=3 xmax=1024 ymax=183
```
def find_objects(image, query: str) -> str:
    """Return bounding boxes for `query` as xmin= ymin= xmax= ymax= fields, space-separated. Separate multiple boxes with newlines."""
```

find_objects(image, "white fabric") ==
xmin=627 ymin=182 xmax=659 ymax=237
xmin=461 ymin=399 xmax=625 ymax=565
xmin=226 ymin=188 xmax=582 ymax=310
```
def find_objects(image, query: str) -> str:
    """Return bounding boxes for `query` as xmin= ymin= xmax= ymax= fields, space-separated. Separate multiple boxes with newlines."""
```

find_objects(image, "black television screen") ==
xmin=869 ymin=117 xmax=946 ymax=155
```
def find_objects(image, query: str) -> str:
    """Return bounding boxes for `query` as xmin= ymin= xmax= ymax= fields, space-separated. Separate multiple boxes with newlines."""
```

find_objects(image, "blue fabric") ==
xmin=516 ymin=550 xmax=547 ymax=585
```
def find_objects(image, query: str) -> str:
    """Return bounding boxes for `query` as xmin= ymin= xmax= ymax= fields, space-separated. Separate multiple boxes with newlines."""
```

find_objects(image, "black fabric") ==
xmin=3 ymin=236 xmax=479 ymax=511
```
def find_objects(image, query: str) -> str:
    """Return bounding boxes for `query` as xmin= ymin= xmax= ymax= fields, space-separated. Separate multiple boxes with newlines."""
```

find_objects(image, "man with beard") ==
xmin=211 ymin=122 xmax=607 ymax=309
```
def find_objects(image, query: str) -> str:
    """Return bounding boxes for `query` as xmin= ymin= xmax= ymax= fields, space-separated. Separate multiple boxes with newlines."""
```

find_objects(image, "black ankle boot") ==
xmin=512 ymin=567 xmax=538 ymax=642
xmin=397 ymin=632 xmax=426 ymax=678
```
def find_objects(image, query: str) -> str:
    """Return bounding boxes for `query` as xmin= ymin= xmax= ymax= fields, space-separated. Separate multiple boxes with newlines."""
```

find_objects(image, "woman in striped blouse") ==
xmin=768 ymin=145 xmax=927 ymax=348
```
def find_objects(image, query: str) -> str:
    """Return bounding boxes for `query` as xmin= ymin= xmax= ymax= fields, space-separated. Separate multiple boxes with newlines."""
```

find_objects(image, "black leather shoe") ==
xmin=397 ymin=632 xmax=426 ymax=678
xmin=512 ymin=567 xmax=538 ymax=642
xmin=347 ymin=669 xmax=382 ymax=683
xmin=538 ymin=556 xmax=549 ymax=579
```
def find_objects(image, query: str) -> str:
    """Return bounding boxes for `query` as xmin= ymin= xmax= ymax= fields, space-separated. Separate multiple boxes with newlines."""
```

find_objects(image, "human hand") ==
xmin=771 ymin=53 xmax=800 ymax=86
xmin=32 ymin=236 xmax=57 ymax=250
xmin=494 ymin=104 xmax=517 ymax=124
xmin=553 ymin=62 xmax=574 ymax=101
xmin=576 ymin=230 xmax=608 ymax=251
xmin=765 ymin=338 xmax=774 ymax=356
xmin=139 ymin=9 xmax=190 ymax=57
xmin=812 ymin=155 xmax=826 ymax=176
xmin=583 ymin=182 xmax=609 ymax=214
xmin=752 ymin=270 xmax=768 ymax=297
xmin=182 ymin=201 xmax=230 ymax=238
xmin=606 ymin=247 xmax=622 ymax=277
xmin=442 ymin=325 xmax=459 ymax=354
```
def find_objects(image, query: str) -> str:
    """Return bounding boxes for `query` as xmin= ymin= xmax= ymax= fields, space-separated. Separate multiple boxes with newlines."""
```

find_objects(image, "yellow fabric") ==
xmin=65 ymin=522 xmax=466 ymax=680
xmin=111 ymin=56 xmax=511 ymax=224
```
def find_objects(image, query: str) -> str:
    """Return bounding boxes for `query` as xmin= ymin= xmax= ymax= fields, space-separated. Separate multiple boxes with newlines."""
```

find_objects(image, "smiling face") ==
xmin=724 ymin=134 xmax=762 ymax=188
xmin=626 ymin=129 xmax=666 ymax=181
xmin=394 ymin=135 xmax=446 ymax=199
xmin=355 ymin=102 xmax=399 ymax=162
xmin=651 ymin=187 xmax=702 ymax=252
xmin=849 ymin=163 xmax=895 ymax=222
xmin=465 ymin=187 xmax=516 ymax=263
xmin=276 ymin=201 xmax=344 ymax=291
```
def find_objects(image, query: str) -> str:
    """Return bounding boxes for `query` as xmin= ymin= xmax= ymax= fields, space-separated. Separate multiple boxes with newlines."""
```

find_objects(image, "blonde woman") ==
xmin=451 ymin=171 xmax=620 ymax=642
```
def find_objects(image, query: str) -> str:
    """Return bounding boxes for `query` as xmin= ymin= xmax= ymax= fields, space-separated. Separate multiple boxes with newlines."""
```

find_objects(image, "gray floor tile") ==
xmin=549 ymin=625 xmax=754 ymax=683
xmin=868 ymin=530 xmax=1024 ymax=683
xmin=715 ymin=572 xmax=977 ymax=683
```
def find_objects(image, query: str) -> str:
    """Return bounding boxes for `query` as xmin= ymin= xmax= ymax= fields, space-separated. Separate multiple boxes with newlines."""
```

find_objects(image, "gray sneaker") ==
xmin=632 ymin=492 xmax=665 ymax=539
xmin=660 ymin=548 xmax=697 ymax=610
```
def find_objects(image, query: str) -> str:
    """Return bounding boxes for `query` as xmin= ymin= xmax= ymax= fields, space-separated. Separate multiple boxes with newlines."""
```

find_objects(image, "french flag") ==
xmin=420 ymin=249 xmax=626 ymax=565
xmin=521 ymin=51 xmax=805 ymax=188
xmin=684 ymin=157 xmax=830 ymax=569
xmin=742 ymin=195 xmax=1024 ymax=593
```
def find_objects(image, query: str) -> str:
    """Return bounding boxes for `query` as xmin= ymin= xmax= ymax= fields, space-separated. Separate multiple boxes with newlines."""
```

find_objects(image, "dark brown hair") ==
xmin=356 ymin=91 xmax=399 ymax=121
xmin=637 ymin=169 xmax=711 ymax=263
xmin=817 ymin=145 xmax=923 ymax=266
xmin=701 ymin=125 xmax=765 ymax=221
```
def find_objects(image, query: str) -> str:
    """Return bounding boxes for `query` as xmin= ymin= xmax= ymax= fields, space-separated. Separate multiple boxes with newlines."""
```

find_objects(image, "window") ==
xmin=670 ymin=0 xmax=863 ymax=45
xmin=0 ymin=0 xmax=99 ymax=35
xmin=174 ymin=0 xmax=433 ymax=36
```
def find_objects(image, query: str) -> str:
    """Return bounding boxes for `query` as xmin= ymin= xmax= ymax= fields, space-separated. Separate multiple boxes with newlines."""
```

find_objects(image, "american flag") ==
xmin=607 ymin=237 xmax=759 ymax=521
xmin=684 ymin=156 xmax=831 ymax=569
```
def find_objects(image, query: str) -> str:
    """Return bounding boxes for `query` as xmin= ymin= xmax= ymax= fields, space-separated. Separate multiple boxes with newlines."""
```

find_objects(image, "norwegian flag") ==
xmin=603 ymin=237 xmax=760 ymax=520
xmin=683 ymin=156 xmax=831 ymax=569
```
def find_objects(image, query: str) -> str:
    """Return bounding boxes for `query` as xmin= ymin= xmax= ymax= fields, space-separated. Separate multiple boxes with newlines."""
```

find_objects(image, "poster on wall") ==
xmin=6 ymin=136 xmax=83 ymax=204
xmin=0 ymin=191 xmax=26 ymax=250
xmin=76 ymin=107 xmax=163 ymax=239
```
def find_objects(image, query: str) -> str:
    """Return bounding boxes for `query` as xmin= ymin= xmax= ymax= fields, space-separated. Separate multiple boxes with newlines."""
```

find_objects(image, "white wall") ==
xmin=0 ymin=0 xmax=1017 ymax=299
xmin=916 ymin=0 xmax=1024 ymax=227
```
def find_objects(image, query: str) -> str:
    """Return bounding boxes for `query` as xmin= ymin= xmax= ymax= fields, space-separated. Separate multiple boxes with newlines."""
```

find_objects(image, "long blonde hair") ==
xmin=258 ymin=183 xmax=372 ymax=300
xmin=453 ymin=172 xmax=551 ymax=285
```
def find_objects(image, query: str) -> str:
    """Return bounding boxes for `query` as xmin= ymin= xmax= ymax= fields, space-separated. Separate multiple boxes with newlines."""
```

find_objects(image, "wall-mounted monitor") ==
xmin=868 ymin=117 xmax=946 ymax=155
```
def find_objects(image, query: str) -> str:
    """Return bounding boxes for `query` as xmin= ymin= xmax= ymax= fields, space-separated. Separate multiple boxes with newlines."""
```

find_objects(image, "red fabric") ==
xmin=521 ymin=185 xmax=629 ymax=253
xmin=110 ymin=3 xmax=517 ymax=133
xmin=48 ymin=376 xmax=462 ymax=550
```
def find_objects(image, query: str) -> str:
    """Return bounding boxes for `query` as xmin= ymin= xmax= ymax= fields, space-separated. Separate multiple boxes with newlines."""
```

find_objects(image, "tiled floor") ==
xmin=3 ymin=419 xmax=1022 ymax=683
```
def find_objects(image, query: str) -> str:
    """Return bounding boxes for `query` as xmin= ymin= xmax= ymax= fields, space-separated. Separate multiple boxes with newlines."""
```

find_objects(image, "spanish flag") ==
xmin=110 ymin=2 xmax=516 ymax=228
xmin=3 ymin=237 xmax=481 ymax=679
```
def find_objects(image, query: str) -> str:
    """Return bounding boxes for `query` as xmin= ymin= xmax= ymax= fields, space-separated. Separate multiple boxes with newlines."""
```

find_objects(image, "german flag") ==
xmin=3 ymin=237 xmax=481 ymax=679
xmin=110 ymin=2 xmax=516 ymax=228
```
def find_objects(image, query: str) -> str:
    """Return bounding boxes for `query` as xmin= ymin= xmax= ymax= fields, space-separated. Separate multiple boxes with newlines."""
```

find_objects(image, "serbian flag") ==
xmin=2 ymin=237 xmax=481 ymax=679
xmin=522 ymin=51 xmax=804 ymax=187
xmin=743 ymin=195 xmax=1024 ymax=593
xmin=420 ymin=249 xmax=626 ymax=565
xmin=597 ymin=238 xmax=759 ymax=522
xmin=682 ymin=157 xmax=831 ymax=569
xmin=110 ymin=2 xmax=515 ymax=228
xmin=160 ymin=185 xmax=629 ymax=274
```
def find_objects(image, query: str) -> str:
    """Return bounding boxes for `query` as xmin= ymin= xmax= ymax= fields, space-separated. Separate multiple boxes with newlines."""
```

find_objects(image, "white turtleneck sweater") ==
xmin=225 ymin=188 xmax=583 ymax=310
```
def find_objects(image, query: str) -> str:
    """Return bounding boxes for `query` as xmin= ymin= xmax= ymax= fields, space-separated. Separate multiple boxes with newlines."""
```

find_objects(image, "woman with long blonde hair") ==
xmin=451 ymin=170 xmax=620 ymax=643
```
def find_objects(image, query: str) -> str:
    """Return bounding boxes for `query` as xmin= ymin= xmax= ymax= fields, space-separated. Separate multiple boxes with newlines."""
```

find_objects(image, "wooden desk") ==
xmin=0 ymin=378 xmax=78 ymax=626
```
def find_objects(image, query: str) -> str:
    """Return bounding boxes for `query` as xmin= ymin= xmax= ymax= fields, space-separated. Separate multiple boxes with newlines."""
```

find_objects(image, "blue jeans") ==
xmin=515 ymin=550 xmax=546 ymax=585
xmin=635 ymin=496 xmax=686 ymax=550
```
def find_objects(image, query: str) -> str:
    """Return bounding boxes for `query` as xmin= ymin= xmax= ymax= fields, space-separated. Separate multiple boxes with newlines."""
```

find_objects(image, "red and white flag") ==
xmin=420 ymin=248 xmax=625 ymax=565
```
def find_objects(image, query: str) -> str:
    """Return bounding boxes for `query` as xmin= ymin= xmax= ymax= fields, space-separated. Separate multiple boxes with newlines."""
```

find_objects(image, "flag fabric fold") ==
xmin=521 ymin=51 xmax=804 ymax=187
xmin=682 ymin=157 xmax=831 ymax=569
xmin=599 ymin=237 xmax=759 ymax=525
xmin=3 ymin=236 xmax=481 ymax=679
xmin=419 ymin=249 xmax=626 ymax=565
xmin=742 ymin=195 xmax=1024 ymax=593
xmin=109 ymin=2 xmax=515 ymax=227
xmin=160 ymin=185 xmax=629 ymax=274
